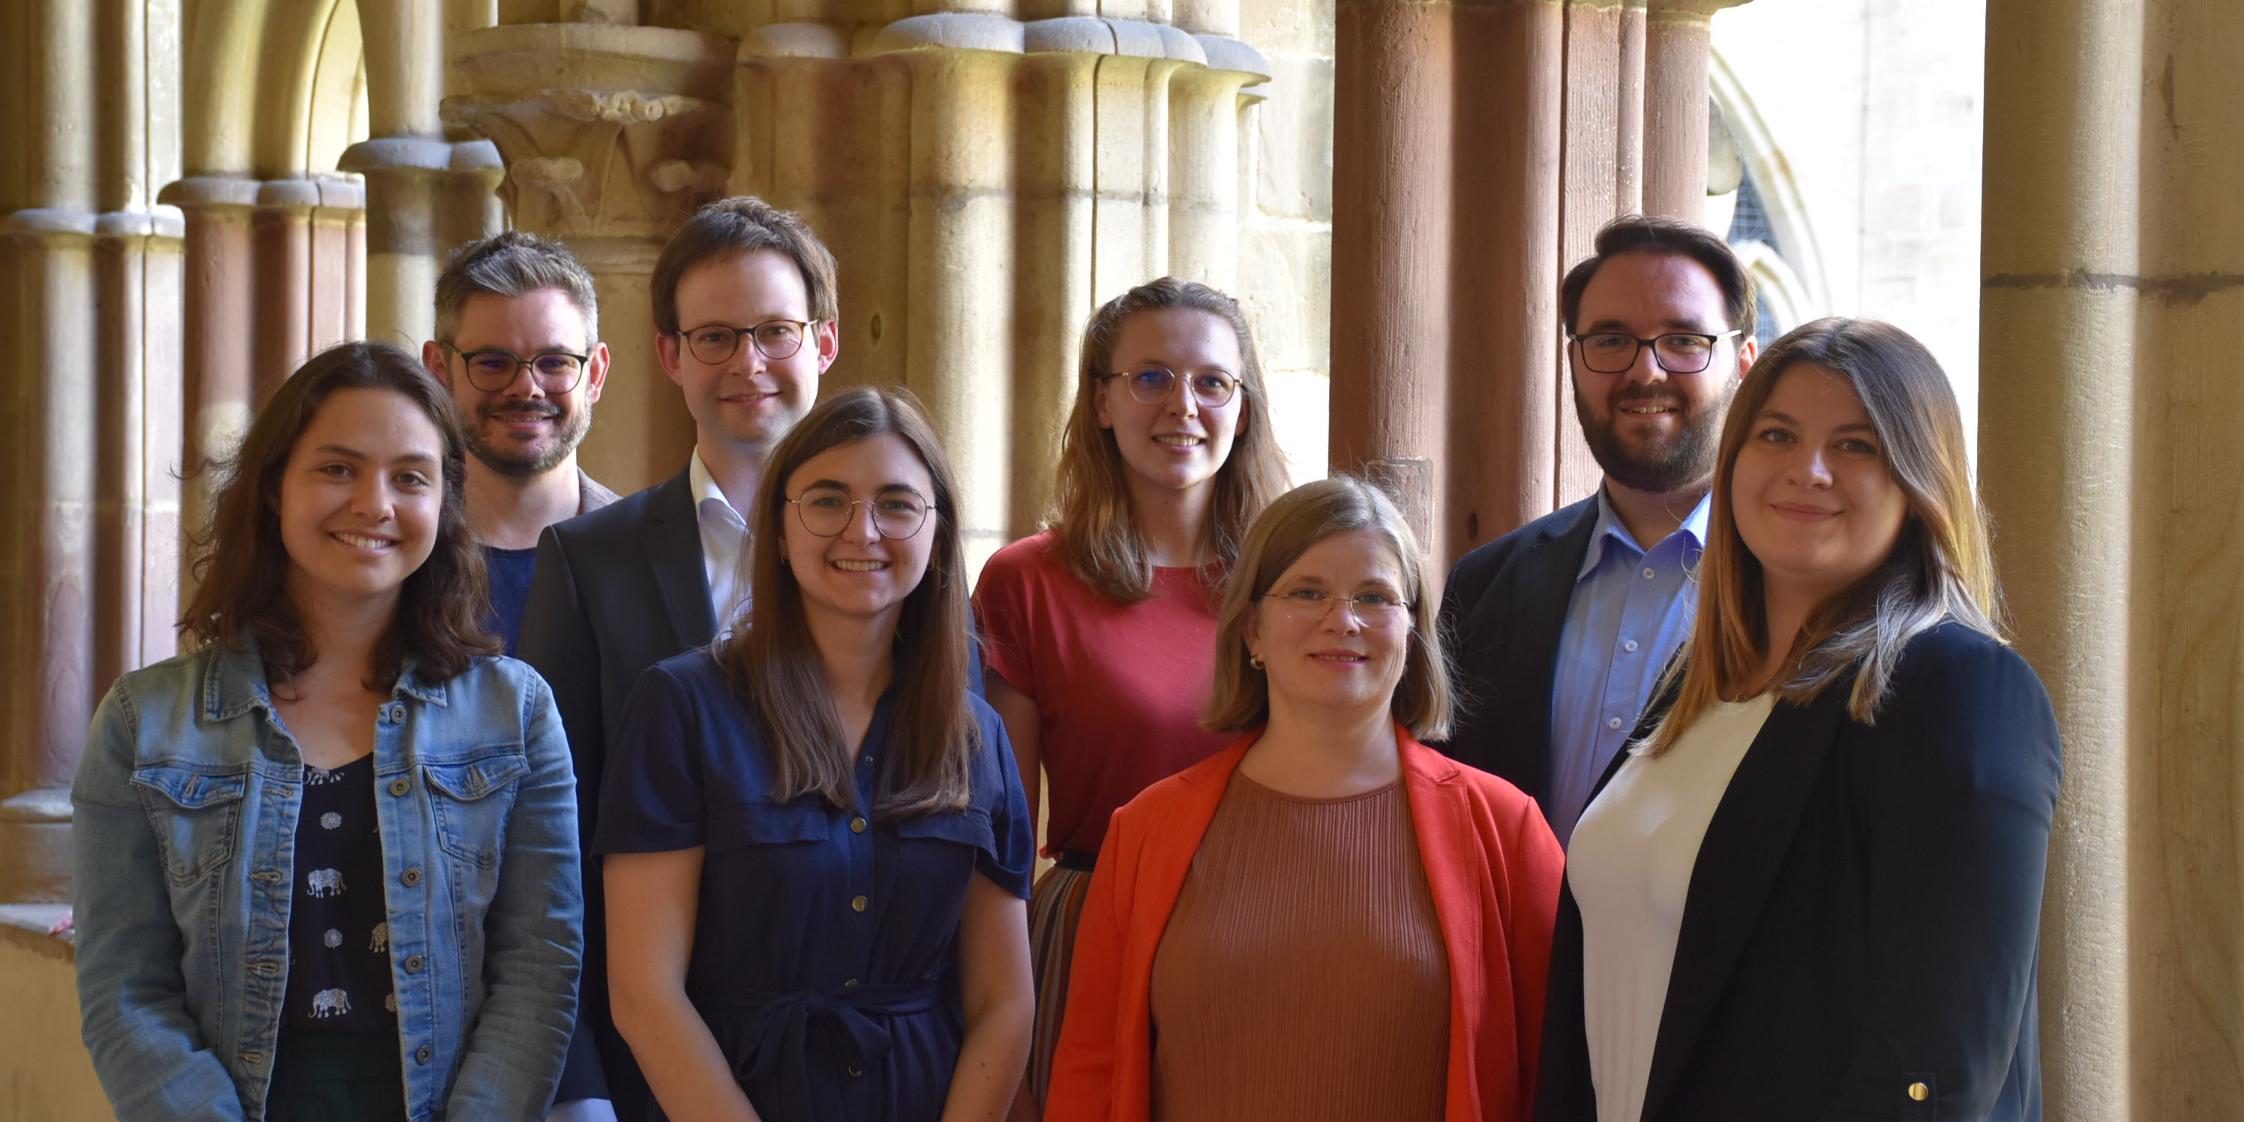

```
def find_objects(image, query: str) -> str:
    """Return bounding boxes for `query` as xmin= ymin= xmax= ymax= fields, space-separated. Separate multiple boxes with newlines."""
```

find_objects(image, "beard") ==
xmin=1573 ymin=378 xmax=1735 ymax=494
xmin=465 ymin=399 xmax=592 ymax=480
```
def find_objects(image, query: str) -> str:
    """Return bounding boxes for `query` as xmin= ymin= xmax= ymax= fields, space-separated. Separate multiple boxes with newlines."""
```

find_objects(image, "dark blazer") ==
xmin=1436 ymin=497 xmax=1600 ymax=802
xmin=1534 ymin=622 xmax=2062 ymax=1122
xmin=520 ymin=467 xmax=715 ymax=1118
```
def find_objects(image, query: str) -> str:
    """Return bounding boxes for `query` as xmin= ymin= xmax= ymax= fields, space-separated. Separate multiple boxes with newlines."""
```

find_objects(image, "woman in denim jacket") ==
xmin=71 ymin=341 xmax=584 ymax=1121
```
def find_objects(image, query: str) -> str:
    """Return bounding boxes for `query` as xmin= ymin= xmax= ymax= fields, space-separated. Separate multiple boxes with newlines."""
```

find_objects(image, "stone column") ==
xmin=727 ymin=11 xmax=1269 ymax=572
xmin=1330 ymin=0 xmax=1747 ymax=571
xmin=445 ymin=21 xmax=736 ymax=495
xmin=352 ymin=0 xmax=449 ymax=345
xmin=0 ymin=0 xmax=185 ymax=904
xmin=1982 ymin=0 xmax=2244 ymax=1116
xmin=1642 ymin=0 xmax=1747 ymax=220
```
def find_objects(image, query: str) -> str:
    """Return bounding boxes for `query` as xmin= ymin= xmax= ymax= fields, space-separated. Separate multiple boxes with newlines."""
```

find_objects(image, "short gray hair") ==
xmin=433 ymin=231 xmax=600 ymax=345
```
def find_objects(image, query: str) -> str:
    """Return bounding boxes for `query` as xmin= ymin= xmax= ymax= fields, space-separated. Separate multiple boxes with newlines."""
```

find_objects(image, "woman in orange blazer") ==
xmin=1046 ymin=476 xmax=1564 ymax=1122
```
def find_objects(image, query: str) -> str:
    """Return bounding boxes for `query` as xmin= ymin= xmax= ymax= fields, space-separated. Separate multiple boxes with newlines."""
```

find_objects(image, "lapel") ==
xmin=1398 ymin=734 xmax=1483 ymax=1122
xmin=1499 ymin=498 xmax=1600 ymax=795
xmin=1636 ymin=688 xmax=1848 ymax=1122
xmin=644 ymin=468 xmax=719 ymax=650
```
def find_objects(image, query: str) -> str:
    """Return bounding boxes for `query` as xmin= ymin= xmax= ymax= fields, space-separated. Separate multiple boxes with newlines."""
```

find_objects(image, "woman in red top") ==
xmin=973 ymin=277 xmax=1289 ymax=1110
xmin=1046 ymin=476 xmax=1563 ymax=1122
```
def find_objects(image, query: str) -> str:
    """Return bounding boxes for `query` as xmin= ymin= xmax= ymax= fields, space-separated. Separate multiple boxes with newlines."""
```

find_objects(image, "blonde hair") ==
xmin=1051 ymin=277 xmax=1290 ymax=602
xmin=1203 ymin=476 xmax=1453 ymax=739
xmin=1641 ymin=317 xmax=2005 ymax=755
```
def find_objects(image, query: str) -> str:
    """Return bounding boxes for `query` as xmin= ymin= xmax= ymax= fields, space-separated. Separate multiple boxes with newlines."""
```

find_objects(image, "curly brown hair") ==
xmin=181 ymin=341 xmax=498 ymax=688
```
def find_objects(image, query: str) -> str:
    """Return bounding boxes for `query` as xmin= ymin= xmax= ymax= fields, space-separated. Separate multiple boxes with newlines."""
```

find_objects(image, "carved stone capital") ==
xmin=444 ymin=24 xmax=735 ymax=241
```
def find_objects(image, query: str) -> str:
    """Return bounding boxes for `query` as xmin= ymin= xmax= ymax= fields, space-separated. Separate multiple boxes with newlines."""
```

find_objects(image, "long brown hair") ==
xmin=181 ymin=341 xmax=497 ymax=687
xmin=717 ymin=387 xmax=977 ymax=818
xmin=1641 ymin=317 xmax=2004 ymax=754
xmin=1052 ymin=277 xmax=1290 ymax=602
xmin=1203 ymin=477 xmax=1453 ymax=740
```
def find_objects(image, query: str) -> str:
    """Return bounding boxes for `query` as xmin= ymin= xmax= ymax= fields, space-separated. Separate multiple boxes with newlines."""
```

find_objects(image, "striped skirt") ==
xmin=1025 ymin=860 xmax=1097 ymax=1107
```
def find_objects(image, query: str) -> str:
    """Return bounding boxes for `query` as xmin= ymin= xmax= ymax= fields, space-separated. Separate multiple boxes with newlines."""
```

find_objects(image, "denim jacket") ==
xmin=71 ymin=641 xmax=583 ymax=1122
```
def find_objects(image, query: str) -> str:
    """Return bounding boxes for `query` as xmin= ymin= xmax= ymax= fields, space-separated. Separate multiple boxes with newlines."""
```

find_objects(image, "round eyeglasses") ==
xmin=1263 ymin=587 xmax=1412 ymax=623
xmin=1568 ymin=330 xmax=1742 ymax=375
xmin=444 ymin=344 xmax=590 ymax=394
xmin=1101 ymin=364 xmax=1242 ymax=408
xmin=786 ymin=485 xmax=932 ymax=540
xmin=678 ymin=320 xmax=814 ymax=365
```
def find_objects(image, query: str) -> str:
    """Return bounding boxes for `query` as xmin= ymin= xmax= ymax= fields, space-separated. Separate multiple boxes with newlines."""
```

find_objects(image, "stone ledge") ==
xmin=0 ymin=904 xmax=74 ymax=964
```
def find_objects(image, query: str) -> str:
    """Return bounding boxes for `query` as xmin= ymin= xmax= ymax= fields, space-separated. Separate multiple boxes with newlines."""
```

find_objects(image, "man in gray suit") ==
xmin=518 ymin=196 xmax=842 ymax=1121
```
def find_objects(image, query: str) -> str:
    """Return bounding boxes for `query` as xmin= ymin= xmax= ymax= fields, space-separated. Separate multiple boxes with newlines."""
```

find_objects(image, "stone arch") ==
xmin=181 ymin=0 xmax=367 ymax=177
xmin=1708 ymin=48 xmax=1830 ymax=318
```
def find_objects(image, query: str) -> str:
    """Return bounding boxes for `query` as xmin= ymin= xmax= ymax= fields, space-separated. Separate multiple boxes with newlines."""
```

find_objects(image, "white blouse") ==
xmin=1566 ymin=693 xmax=1776 ymax=1122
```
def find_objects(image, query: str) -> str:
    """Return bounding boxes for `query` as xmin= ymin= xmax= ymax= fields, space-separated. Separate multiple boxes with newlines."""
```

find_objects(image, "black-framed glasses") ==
xmin=1263 ymin=587 xmax=1412 ymax=623
xmin=679 ymin=319 xmax=815 ymax=365
xmin=443 ymin=344 xmax=590 ymax=393
xmin=1101 ymin=364 xmax=1241 ymax=408
xmin=786 ymin=485 xmax=932 ymax=540
xmin=1569 ymin=330 xmax=1743 ymax=375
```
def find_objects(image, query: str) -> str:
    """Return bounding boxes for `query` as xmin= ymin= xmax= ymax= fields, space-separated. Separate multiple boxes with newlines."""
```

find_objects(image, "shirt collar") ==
xmin=688 ymin=447 xmax=746 ymax=526
xmin=1576 ymin=486 xmax=1714 ymax=582
xmin=200 ymin=638 xmax=448 ymax=721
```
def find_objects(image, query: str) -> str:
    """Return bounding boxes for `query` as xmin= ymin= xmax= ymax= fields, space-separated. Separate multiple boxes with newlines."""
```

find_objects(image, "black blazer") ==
xmin=1436 ymin=497 xmax=1600 ymax=801
xmin=520 ymin=467 xmax=715 ymax=1117
xmin=1534 ymin=622 xmax=2062 ymax=1122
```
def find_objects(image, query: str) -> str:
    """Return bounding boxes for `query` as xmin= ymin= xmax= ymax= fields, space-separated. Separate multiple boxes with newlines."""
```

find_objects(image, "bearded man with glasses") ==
xmin=1435 ymin=214 xmax=1760 ymax=847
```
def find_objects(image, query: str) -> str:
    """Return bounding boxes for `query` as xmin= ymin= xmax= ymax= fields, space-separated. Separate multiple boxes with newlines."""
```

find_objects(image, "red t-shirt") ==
xmin=973 ymin=529 xmax=1236 ymax=857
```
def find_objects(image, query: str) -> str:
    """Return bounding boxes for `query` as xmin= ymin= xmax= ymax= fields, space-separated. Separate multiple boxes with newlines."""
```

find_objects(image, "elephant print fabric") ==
xmin=282 ymin=754 xmax=398 ymax=1031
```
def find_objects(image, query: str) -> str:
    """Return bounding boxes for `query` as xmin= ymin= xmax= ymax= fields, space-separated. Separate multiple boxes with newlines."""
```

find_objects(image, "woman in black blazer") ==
xmin=1536 ymin=317 xmax=2061 ymax=1122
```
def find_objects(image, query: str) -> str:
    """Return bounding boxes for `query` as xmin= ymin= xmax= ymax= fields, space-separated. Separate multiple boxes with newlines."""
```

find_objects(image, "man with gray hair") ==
xmin=423 ymin=231 xmax=620 ymax=656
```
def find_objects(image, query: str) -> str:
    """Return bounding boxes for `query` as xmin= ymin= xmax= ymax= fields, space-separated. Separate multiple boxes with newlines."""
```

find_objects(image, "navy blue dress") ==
xmin=593 ymin=648 xmax=1033 ymax=1122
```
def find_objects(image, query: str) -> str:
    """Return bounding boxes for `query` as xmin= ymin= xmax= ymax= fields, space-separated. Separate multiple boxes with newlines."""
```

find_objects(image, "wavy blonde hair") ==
xmin=1641 ymin=317 xmax=2005 ymax=755
xmin=1052 ymin=277 xmax=1290 ymax=602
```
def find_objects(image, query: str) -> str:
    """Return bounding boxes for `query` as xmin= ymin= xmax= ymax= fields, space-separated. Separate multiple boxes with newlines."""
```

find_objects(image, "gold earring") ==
xmin=1249 ymin=652 xmax=1265 ymax=670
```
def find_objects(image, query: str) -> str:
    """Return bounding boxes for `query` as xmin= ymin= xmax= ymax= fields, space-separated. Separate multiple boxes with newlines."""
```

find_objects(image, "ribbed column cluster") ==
xmin=1328 ymin=0 xmax=1746 ymax=573
xmin=0 ymin=0 xmax=186 ymax=904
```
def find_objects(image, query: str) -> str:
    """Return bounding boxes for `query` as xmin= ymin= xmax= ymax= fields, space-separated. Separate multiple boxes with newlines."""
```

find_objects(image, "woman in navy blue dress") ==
xmin=598 ymin=386 xmax=1035 ymax=1122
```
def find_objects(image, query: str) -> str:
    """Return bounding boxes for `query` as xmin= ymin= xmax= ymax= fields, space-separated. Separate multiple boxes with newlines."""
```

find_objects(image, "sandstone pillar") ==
xmin=353 ymin=0 xmax=449 ymax=345
xmin=1642 ymin=0 xmax=1746 ymax=220
xmin=726 ymin=11 xmax=1269 ymax=573
xmin=445 ymin=21 xmax=735 ymax=494
xmin=0 ymin=0 xmax=184 ymax=904
xmin=1981 ymin=1 xmax=2244 ymax=1117
xmin=1332 ymin=0 xmax=1743 ymax=569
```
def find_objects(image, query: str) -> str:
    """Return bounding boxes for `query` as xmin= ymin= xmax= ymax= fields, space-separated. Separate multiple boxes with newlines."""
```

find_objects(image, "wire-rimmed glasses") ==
xmin=785 ymin=485 xmax=932 ymax=540
xmin=1101 ymin=364 xmax=1242 ymax=407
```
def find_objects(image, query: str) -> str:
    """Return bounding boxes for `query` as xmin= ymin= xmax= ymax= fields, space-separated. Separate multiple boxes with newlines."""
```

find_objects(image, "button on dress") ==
xmin=594 ymin=649 xmax=1032 ymax=1122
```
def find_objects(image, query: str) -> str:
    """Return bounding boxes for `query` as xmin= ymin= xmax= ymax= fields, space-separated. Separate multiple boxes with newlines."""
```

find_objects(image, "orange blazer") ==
xmin=1046 ymin=726 xmax=1564 ymax=1122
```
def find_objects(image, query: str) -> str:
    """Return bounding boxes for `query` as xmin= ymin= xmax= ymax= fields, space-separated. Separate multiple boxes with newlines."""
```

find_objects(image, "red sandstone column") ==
xmin=1643 ymin=0 xmax=1746 ymax=221
xmin=1330 ymin=0 xmax=1460 ymax=556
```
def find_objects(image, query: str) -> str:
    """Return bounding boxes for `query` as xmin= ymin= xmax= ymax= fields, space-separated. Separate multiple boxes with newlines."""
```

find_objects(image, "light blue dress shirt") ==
xmin=1544 ymin=489 xmax=1711 ymax=847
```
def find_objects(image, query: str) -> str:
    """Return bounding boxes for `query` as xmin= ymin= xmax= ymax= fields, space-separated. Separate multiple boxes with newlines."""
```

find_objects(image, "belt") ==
xmin=1053 ymin=850 xmax=1097 ymax=872
xmin=697 ymin=980 xmax=940 ymax=1113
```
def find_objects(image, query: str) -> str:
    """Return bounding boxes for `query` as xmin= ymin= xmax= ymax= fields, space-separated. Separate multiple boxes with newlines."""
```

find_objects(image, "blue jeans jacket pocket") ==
xmin=425 ymin=748 xmax=531 ymax=868
xmin=129 ymin=764 xmax=249 ymax=885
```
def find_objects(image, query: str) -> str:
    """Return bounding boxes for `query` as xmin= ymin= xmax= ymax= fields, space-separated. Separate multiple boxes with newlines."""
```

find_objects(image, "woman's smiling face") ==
xmin=1729 ymin=364 xmax=1909 ymax=609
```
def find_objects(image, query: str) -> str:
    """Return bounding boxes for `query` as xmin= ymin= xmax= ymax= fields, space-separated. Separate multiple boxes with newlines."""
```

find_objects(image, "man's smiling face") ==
xmin=1568 ymin=250 xmax=1752 ymax=495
